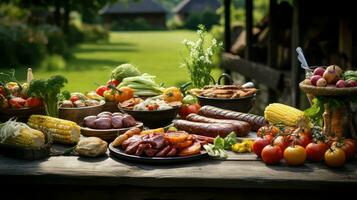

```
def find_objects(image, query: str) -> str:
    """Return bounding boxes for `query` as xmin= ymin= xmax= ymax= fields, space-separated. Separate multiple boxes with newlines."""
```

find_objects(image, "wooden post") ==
xmin=267 ymin=0 xmax=278 ymax=103
xmin=223 ymin=0 xmax=232 ymax=82
xmin=291 ymin=0 xmax=301 ymax=107
xmin=245 ymin=0 xmax=253 ymax=61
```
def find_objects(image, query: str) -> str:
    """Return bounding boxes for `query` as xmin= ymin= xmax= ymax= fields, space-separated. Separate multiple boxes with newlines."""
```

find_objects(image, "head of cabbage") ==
xmin=112 ymin=63 xmax=141 ymax=81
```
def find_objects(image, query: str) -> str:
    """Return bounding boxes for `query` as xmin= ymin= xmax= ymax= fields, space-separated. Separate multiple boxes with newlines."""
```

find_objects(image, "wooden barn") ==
xmin=174 ymin=0 xmax=221 ymax=21
xmin=100 ymin=0 xmax=167 ymax=29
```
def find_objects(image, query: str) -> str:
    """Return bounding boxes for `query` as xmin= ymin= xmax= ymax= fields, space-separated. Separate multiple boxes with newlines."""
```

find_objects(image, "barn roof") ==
xmin=174 ymin=0 xmax=221 ymax=14
xmin=100 ymin=0 xmax=167 ymax=15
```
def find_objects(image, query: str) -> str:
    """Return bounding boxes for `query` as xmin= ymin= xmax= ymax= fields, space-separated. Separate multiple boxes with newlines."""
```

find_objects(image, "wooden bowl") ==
xmin=102 ymin=101 xmax=120 ymax=113
xmin=59 ymin=103 xmax=104 ymax=125
xmin=299 ymin=82 xmax=357 ymax=96
xmin=0 ymin=107 xmax=45 ymax=122
xmin=80 ymin=122 xmax=143 ymax=142
xmin=196 ymin=94 xmax=256 ymax=113
xmin=123 ymin=106 xmax=180 ymax=129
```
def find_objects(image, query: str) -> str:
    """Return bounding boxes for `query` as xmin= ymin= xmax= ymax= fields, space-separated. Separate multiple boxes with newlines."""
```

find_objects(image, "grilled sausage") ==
xmin=173 ymin=119 xmax=236 ymax=137
xmin=198 ymin=106 xmax=267 ymax=131
xmin=186 ymin=114 xmax=251 ymax=137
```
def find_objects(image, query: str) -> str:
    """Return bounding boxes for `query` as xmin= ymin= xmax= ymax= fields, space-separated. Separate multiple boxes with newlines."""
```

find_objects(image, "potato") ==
xmin=84 ymin=115 xmax=97 ymax=128
xmin=97 ymin=111 xmax=112 ymax=118
xmin=112 ymin=112 xmax=123 ymax=117
xmin=112 ymin=116 xmax=123 ymax=128
xmin=94 ymin=117 xmax=112 ymax=129
xmin=75 ymin=137 xmax=108 ymax=157
xmin=122 ymin=114 xmax=136 ymax=127
xmin=60 ymin=100 xmax=74 ymax=108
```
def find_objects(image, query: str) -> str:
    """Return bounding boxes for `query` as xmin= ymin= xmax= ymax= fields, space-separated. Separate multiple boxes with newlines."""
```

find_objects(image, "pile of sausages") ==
xmin=174 ymin=105 xmax=267 ymax=137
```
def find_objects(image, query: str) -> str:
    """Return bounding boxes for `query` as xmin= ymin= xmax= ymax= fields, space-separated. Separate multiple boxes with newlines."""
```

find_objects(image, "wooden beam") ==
xmin=223 ymin=0 xmax=232 ymax=81
xmin=224 ymin=0 xmax=231 ymax=52
xmin=245 ymin=0 xmax=253 ymax=60
xmin=221 ymin=53 xmax=283 ymax=89
xmin=267 ymin=0 xmax=278 ymax=103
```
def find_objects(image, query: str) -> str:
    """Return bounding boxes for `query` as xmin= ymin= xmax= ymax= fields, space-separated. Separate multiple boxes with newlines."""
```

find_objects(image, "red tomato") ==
xmin=9 ymin=97 xmax=26 ymax=108
xmin=0 ymin=86 xmax=6 ymax=96
xmin=305 ymin=141 xmax=328 ymax=162
xmin=252 ymin=137 xmax=270 ymax=157
xmin=96 ymin=85 xmax=109 ymax=97
xmin=106 ymin=79 xmax=120 ymax=87
xmin=261 ymin=145 xmax=283 ymax=165
xmin=332 ymin=139 xmax=356 ymax=160
xmin=257 ymin=125 xmax=280 ymax=137
xmin=324 ymin=147 xmax=346 ymax=168
xmin=25 ymin=97 xmax=42 ymax=108
xmin=70 ymin=95 xmax=80 ymax=103
xmin=273 ymin=136 xmax=289 ymax=151
xmin=289 ymin=133 xmax=311 ymax=148
xmin=179 ymin=103 xmax=201 ymax=119
xmin=283 ymin=145 xmax=306 ymax=166
xmin=263 ymin=134 xmax=274 ymax=143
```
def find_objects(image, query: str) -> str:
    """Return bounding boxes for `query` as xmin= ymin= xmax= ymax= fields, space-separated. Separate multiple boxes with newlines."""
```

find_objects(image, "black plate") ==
xmin=109 ymin=143 xmax=208 ymax=164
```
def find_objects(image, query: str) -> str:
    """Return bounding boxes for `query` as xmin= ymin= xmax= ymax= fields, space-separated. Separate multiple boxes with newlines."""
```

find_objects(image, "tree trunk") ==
xmin=63 ymin=0 xmax=70 ymax=34
xmin=54 ymin=0 xmax=61 ymax=27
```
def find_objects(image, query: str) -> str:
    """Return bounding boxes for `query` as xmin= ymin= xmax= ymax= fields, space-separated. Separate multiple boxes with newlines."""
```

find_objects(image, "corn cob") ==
xmin=264 ymin=103 xmax=309 ymax=127
xmin=28 ymin=115 xmax=80 ymax=145
xmin=0 ymin=119 xmax=45 ymax=149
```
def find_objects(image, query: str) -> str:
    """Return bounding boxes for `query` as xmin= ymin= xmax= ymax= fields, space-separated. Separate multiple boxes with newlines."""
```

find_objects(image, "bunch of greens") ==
xmin=28 ymin=75 xmax=67 ymax=117
xmin=203 ymin=132 xmax=237 ymax=158
xmin=304 ymin=97 xmax=344 ymax=127
xmin=181 ymin=24 xmax=222 ymax=88
xmin=117 ymin=73 xmax=164 ymax=96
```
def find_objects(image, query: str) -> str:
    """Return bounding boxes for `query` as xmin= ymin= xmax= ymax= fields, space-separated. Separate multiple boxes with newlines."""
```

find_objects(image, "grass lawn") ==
xmin=31 ymin=30 xmax=222 ymax=92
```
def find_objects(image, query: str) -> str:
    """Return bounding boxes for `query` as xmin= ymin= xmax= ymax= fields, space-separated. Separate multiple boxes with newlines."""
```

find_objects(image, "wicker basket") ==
xmin=299 ymin=82 xmax=357 ymax=96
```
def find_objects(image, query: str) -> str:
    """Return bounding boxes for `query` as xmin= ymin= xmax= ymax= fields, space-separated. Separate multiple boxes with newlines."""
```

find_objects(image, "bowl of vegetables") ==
xmin=120 ymin=97 xmax=181 ymax=128
xmin=59 ymin=92 xmax=105 ymax=125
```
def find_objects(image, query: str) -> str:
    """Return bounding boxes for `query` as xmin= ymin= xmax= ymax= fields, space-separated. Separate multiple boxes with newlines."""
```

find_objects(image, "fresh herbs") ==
xmin=181 ymin=24 xmax=222 ymax=88
xmin=28 ymin=75 xmax=67 ymax=117
xmin=304 ymin=97 xmax=345 ymax=127
xmin=203 ymin=132 xmax=237 ymax=158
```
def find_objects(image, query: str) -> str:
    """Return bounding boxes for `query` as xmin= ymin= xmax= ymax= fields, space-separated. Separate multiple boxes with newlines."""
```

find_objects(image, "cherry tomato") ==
xmin=261 ymin=145 xmax=282 ymax=165
xmin=70 ymin=95 xmax=80 ymax=103
xmin=96 ymin=85 xmax=109 ymax=97
xmin=106 ymin=79 xmax=120 ymax=87
xmin=115 ymin=87 xmax=134 ymax=103
xmin=257 ymin=125 xmax=279 ymax=137
xmin=305 ymin=141 xmax=328 ymax=162
xmin=103 ymin=90 xmax=115 ymax=102
xmin=179 ymin=103 xmax=201 ymax=119
xmin=24 ymin=97 xmax=42 ymax=108
xmin=332 ymin=139 xmax=356 ymax=160
xmin=283 ymin=145 xmax=306 ymax=166
xmin=289 ymin=133 xmax=311 ymax=148
xmin=252 ymin=137 xmax=270 ymax=157
xmin=324 ymin=147 xmax=346 ymax=168
xmin=273 ymin=136 xmax=289 ymax=151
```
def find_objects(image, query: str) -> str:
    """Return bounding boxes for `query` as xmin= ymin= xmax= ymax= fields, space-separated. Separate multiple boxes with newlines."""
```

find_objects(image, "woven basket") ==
xmin=299 ymin=82 xmax=357 ymax=96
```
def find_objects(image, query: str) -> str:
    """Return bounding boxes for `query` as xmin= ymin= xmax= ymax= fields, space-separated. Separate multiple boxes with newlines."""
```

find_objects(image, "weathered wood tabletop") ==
xmin=1 ymin=152 xmax=356 ymax=189
xmin=1 ymin=150 xmax=357 ymax=200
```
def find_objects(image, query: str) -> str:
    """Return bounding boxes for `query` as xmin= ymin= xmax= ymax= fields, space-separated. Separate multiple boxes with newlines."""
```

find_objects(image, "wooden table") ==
xmin=0 ymin=151 xmax=356 ymax=200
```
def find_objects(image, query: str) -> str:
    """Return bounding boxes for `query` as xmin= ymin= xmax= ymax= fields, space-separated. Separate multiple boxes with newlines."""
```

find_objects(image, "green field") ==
xmin=31 ymin=30 xmax=221 ymax=92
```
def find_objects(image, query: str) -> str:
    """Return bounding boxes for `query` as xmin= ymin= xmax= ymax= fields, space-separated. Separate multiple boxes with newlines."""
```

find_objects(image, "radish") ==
xmin=310 ymin=75 xmax=322 ymax=86
xmin=313 ymin=67 xmax=325 ymax=77
xmin=336 ymin=80 xmax=346 ymax=88
xmin=346 ymin=80 xmax=357 ymax=87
